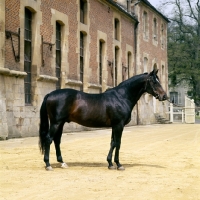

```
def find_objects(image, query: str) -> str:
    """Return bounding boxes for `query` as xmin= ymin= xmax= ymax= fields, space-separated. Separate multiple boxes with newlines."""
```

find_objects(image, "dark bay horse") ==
xmin=39 ymin=69 xmax=167 ymax=170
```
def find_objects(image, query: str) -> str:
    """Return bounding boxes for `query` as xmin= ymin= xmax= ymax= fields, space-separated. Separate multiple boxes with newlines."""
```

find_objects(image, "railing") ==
xmin=168 ymin=96 xmax=196 ymax=123
xmin=168 ymin=104 xmax=184 ymax=123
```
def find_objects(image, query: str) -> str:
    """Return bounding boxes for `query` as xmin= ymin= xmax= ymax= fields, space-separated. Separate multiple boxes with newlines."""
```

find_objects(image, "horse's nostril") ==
xmin=163 ymin=94 xmax=167 ymax=100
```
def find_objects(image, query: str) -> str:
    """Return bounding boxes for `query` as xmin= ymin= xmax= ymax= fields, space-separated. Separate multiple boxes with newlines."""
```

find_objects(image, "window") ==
xmin=80 ymin=32 xmax=84 ymax=91
xmin=115 ymin=47 xmax=119 ymax=86
xmin=127 ymin=52 xmax=131 ymax=78
xmin=161 ymin=65 xmax=165 ymax=88
xmin=143 ymin=57 xmax=148 ymax=73
xmin=56 ymin=22 xmax=61 ymax=90
xmin=143 ymin=11 xmax=148 ymax=38
xmin=162 ymin=65 xmax=165 ymax=76
xmin=24 ymin=8 xmax=32 ymax=105
xmin=153 ymin=63 xmax=157 ymax=71
xmin=80 ymin=0 xmax=87 ymax=24
xmin=161 ymin=24 xmax=164 ymax=48
xmin=99 ymin=41 xmax=103 ymax=85
xmin=170 ymin=92 xmax=178 ymax=104
xmin=122 ymin=64 xmax=126 ymax=81
xmin=153 ymin=18 xmax=157 ymax=41
xmin=114 ymin=18 xmax=119 ymax=40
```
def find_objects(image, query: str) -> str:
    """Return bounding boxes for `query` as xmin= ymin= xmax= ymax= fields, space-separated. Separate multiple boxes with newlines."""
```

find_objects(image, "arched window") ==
xmin=24 ymin=8 xmax=32 ymax=105
xmin=143 ymin=57 xmax=148 ymax=73
xmin=114 ymin=18 xmax=120 ymax=41
xmin=161 ymin=24 xmax=164 ymax=48
xmin=80 ymin=0 xmax=87 ymax=24
xmin=99 ymin=40 xmax=105 ymax=87
xmin=80 ymin=32 xmax=85 ymax=91
xmin=127 ymin=52 xmax=131 ymax=78
xmin=153 ymin=18 xmax=157 ymax=41
xmin=143 ymin=11 xmax=148 ymax=38
xmin=56 ymin=22 xmax=61 ymax=90
xmin=162 ymin=65 xmax=165 ymax=75
xmin=115 ymin=46 xmax=119 ymax=86
xmin=153 ymin=63 xmax=157 ymax=71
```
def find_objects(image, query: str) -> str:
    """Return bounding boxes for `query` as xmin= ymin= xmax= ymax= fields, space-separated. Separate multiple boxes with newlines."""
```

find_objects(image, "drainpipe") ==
xmin=133 ymin=1 xmax=140 ymax=125
xmin=134 ymin=21 xmax=139 ymax=125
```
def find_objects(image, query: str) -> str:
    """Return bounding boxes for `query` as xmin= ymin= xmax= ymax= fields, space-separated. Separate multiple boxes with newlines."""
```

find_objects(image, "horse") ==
xmin=39 ymin=69 xmax=167 ymax=170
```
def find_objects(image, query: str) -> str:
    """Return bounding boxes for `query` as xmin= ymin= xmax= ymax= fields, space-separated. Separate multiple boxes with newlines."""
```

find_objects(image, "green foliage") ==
xmin=166 ymin=0 xmax=200 ymax=105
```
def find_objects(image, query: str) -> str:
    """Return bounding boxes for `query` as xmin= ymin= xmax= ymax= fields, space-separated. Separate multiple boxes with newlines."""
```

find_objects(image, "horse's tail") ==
xmin=39 ymin=94 xmax=49 ymax=154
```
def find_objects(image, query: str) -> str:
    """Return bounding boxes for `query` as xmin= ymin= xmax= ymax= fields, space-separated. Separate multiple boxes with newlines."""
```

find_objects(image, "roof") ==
xmin=106 ymin=0 xmax=139 ymax=24
xmin=141 ymin=0 xmax=170 ymax=22
xmin=106 ymin=0 xmax=169 ymax=23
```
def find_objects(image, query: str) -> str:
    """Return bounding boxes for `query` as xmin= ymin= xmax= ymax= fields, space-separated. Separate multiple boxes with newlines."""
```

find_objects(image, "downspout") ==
xmin=133 ymin=1 xmax=140 ymax=125
xmin=134 ymin=21 xmax=139 ymax=125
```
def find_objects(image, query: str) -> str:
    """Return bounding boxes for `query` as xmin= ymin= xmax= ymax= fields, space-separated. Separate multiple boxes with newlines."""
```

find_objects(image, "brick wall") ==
xmin=0 ymin=0 xmax=169 ymax=138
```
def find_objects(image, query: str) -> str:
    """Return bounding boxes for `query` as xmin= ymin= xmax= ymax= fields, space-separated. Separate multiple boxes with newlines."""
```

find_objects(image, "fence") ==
xmin=168 ymin=96 xmax=196 ymax=123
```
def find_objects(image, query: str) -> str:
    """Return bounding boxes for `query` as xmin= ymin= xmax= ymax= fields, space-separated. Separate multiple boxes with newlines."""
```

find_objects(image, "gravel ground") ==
xmin=0 ymin=124 xmax=200 ymax=200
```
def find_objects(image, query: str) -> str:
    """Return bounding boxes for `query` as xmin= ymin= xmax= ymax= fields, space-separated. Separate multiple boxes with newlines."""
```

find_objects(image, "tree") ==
xmin=160 ymin=0 xmax=200 ymax=105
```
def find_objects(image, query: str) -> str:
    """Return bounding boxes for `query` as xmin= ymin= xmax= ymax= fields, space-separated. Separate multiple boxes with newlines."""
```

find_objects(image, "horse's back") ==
xmin=46 ymin=88 xmax=109 ymax=126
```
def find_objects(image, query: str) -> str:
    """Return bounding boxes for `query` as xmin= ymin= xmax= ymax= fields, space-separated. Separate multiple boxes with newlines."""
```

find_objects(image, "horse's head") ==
xmin=145 ymin=69 xmax=168 ymax=101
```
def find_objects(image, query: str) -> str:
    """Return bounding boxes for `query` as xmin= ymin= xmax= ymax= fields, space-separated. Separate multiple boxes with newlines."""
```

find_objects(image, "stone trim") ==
xmin=126 ymin=44 xmax=134 ymax=76
xmin=97 ymin=30 xmax=108 ymax=92
xmin=65 ymin=79 xmax=83 ymax=86
xmin=106 ymin=86 xmax=113 ymax=90
xmin=51 ymin=8 xmax=69 ymax=88
xmin=88 ymin=83 xmax=102 ymax=89
xmin=0 ymin=67 xmax=27 ymax=78
xmin=37 ymin=75 xmax=58 ymax=82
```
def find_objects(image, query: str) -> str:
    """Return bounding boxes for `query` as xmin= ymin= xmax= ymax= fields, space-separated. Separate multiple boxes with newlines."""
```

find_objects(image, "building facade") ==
xmin=0 ymin=0 xmax=169 ymax=139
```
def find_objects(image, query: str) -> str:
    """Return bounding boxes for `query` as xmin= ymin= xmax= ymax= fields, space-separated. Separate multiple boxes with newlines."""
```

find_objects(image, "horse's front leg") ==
xmin=107 ymin=133 xmax=116 ymax=169
xmin=113 ymin=124 xmax=125 ymax=170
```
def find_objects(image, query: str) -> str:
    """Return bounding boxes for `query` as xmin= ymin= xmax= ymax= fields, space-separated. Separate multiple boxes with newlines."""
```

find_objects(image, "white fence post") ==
xmin=170 ymin=103 xmax=173 ymax=123
xmin=182 ymin=109 xmax=184 ymax=123
xmin=185 ymin=96 xmax=195 ymax=123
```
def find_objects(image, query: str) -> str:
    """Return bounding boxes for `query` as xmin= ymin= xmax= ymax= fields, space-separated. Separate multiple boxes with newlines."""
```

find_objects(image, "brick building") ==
xmin=0 ymin=0 xmax=169 ymax=139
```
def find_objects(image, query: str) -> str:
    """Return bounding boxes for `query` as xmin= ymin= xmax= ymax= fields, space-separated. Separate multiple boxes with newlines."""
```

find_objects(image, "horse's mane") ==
xmin=117 ymin=73 xmax=148 ymax=88
xmin=105 ymin=73 xmax=148 ymax=93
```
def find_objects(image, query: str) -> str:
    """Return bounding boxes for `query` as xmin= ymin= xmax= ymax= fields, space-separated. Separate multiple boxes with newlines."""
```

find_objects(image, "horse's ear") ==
xmin=150 ymin=69 xmax=158 ymax=76
xmin=154 ymin=69 xmax=158 ymax=74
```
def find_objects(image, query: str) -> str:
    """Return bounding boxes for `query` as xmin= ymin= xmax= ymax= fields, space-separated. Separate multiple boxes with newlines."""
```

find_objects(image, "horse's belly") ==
xmin=69 ymin=113 xmax=111 ymax=128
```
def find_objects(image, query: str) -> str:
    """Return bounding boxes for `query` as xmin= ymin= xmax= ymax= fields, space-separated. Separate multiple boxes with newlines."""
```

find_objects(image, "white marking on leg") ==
xmin=61 ymin=162 xmax=68 ymax=169
xmin=46 ymin=166 xmax=53 ymax=171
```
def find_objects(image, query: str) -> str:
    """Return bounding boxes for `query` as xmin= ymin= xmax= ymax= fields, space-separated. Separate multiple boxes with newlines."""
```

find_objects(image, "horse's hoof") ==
xmin=117 ymin=166 xmax=125 ymax=170
xmin=46 ymin=166 xmax=53 ymax=171
xmin=61 ymin=162 xmax=68 ymax=169
xmin=108 ymin=165 xmax=116 ymax=170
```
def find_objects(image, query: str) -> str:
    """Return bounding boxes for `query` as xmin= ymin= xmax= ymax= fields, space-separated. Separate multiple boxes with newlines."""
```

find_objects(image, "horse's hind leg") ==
xmin=54 ymin=123 xmax=68 ymax=169
xmin=44 ymin=123 xmax=61 ymax=170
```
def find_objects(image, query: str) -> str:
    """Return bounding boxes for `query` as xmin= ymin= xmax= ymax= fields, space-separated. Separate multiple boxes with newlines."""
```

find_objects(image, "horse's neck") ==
xmin=127 ymin=76 xmax=146 ymax=105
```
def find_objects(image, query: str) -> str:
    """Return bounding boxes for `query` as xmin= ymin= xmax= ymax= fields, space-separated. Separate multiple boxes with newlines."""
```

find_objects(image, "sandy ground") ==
xmin=0 ymin=124 xmax=200 ymax=200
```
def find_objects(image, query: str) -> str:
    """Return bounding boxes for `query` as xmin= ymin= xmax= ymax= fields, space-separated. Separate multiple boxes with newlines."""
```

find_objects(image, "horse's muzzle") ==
xmin=160 ymin=94 xmax=168 ymax=101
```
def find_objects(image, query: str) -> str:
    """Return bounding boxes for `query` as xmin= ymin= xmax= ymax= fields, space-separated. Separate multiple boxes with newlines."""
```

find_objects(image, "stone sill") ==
xmin=65 ymin=79 xmax=82 ymax=86
xmin=88 ymin=83 xmax=102 ymax=89
xmin=37 ymin=75 xmax=58 ymax=82
xmin=0 ymin=67 xmax=27 ymax=78
xmin=106 ymin=86 xmax=113 ymax=90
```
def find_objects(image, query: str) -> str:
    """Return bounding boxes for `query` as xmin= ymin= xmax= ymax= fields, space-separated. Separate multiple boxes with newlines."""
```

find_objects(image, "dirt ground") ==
xmin=0 ymin=124 xmax=200 ymax=200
